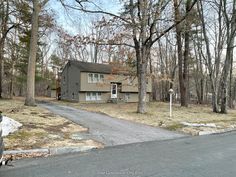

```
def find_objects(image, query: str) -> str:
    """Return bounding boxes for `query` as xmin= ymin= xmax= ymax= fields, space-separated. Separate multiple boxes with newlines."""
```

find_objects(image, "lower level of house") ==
xmin=61 ymin=91 xmax=150 ymax=103
xmin=61 ymin=78 xmax=151 ymax=103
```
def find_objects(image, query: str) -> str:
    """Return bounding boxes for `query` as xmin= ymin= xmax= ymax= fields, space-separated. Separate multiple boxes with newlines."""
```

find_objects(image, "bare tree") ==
xmin=197 ymin=0 xmax=221 ymax=112
xmin=25 ymin=0 xmax=49 ymax=106
xmin=60 ymin=0 xmax=197 ymax=113
xmin=173 ymin=0 xmax=194 ymax=107
xmin=0 ymin=0 xmax=18 ymax=98
xmin=196 ymin=0 xmax=236 ymax=113
xmin=220 ymin=0 xmax=236 ymax=113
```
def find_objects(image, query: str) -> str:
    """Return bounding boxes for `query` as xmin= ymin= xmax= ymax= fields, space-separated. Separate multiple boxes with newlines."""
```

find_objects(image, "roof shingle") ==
xmin=69 ymin=60 xmax=112 ymax=74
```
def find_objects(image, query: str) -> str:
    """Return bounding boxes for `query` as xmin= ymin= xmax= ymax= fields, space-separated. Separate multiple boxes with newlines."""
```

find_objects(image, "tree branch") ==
xmin=0 ymin=24 xmax=19 ymax=45
xmin=59 ymin=0 xmax=132 ymax=25
xmin=90 ymin=41 xmax=135 ymax=48
xmin=145 ymin=0 xmax=172 ymax=46
xmin=152 ymin=0 xmax=198 ymax=45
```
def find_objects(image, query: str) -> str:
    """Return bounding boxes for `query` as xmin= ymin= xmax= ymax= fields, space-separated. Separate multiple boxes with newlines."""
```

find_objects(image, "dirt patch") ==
xmin=0 ymin=98 xmax=103 ymax=152
xmin=3 ymin=152 xmax=49 ymax=161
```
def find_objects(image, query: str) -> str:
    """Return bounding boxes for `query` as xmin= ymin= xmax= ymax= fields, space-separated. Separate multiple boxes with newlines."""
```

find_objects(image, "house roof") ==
xmin=68 ymin=60 xmax=132 ymax=75
xmin=69 ymin=60 xmax=112 ymax=74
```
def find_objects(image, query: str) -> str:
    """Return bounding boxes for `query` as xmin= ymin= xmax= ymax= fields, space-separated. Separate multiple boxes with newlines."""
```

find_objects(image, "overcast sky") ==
xmin=46 ymin=0 xmax=121 ymax=35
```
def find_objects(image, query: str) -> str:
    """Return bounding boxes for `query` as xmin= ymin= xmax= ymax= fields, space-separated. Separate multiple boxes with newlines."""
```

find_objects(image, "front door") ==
xmin=111 ymin=84 xmax=117 ymax=98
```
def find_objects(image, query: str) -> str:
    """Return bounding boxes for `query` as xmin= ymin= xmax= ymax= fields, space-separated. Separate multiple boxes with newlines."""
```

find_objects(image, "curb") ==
xmin=3 ymin=146 xmax=97 ymax=156
xmin=49 ymin=146 xmax=97 ymax=155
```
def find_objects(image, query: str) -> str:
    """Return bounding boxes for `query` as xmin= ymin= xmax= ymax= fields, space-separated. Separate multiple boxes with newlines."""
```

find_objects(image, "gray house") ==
xmin=61 ymin=60 xmax=152 ymax=103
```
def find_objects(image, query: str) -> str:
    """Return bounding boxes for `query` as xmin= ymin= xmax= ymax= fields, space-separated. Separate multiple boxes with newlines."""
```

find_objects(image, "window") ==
xmin=88 ymin=73 xmax=93 ymax=83
xmin=125 ymin=93 xmax=130 ymax=99
xmin=111 ymin=84 xmax=117 ymax=99
xmin=112 ymin=85 xmax=117 ymax=95
xmin=86 ymin=92 xmax=102 ymax=101
xmin=91 ymin=92 xmax=96 ymax=100
xmin=94 ymin=74 xmax=99 ymax=82
xmin=100 ymin=74 xmax=104 ymax=82
xmin=88 ymin=73 xmax=104 ymax=83
xmin=86 ymin=92 xmax=91 ymax=101
xmin=125 ymin=93 xmax=130 ymax=102
xmin=97 ymin=92 xmax=101 ymax=100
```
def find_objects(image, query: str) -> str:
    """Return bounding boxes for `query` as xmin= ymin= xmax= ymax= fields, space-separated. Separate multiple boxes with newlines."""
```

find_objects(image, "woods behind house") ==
xmin=0 ymin=0 xmax=236 ymax=114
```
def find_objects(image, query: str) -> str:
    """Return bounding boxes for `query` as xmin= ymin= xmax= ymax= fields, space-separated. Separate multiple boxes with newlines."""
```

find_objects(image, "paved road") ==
xmin=1 ymin=132 xmax=236 ymax=177
xmin=39 ymin=102 xmax=185 ymax=146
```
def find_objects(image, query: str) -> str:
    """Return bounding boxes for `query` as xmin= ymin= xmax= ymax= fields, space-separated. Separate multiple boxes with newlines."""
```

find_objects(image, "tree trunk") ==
xmin=197 ymin=0 xmax=220 ymax=112
xmin=220 ymin=0 xmax=236 ymax=113
xmin=220 ymin=34 xmax=235 ymax=113
xmin=0 ymin=0 xmax=9 ymax=98
xmin=25 ymin=0 xmax=40 ymax=106
xmin=94 ymin=43 xmax=98 ymax=63
xmin=181 ymin=0 xmax=191 ymax=107
xmin=199 ymin=52 xmax=204 ymax=104
xmin=228 ymin=47 xmax=234 ymax=109
xmin=232 ymin=78 xmax=236 ymax=107
xmin=136 ymin=46 xmax=149 ymax=113
xmin=173 ymin=0 xmax=188 ymax=106
xmin=193 ymin=33 xmax=204 ymax=104
xmin=158 ymin=40 xmax=165 ymax=101
xmin=10 ymin=54 xmax=15 ymax=99
xmin=0 ymin=45 xmax=3 ymax=98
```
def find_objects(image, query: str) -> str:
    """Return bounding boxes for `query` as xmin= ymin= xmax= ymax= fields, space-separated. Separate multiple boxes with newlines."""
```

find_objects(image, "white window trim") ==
xmin=86 ymin=92 xmax=91 ymax=101
xmin=91 ymin=92 xmax=96 ymax=100
xmin=111 ymin=84 xmax=117 ymax=99
xmin=88 ymin=73 xmax=93 ymax=83
xmin=88 ymin=73 xmax=104 ymax=83
xmin=86 ymin=92 xmax=102 ymax=101
xmin=97 ymin=92 xmax=102 ymax=100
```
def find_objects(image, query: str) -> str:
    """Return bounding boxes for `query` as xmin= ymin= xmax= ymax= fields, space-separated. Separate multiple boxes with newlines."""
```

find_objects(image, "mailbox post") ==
xmin=169 ymin=89 xmax=174 ymax=117
xmin=0 ymin=111 xmax=2 ymax=164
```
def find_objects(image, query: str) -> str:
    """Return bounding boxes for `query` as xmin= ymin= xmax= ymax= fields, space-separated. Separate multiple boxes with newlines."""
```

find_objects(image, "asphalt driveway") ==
xmin=39 ymin=102 xmax=186 ymax=146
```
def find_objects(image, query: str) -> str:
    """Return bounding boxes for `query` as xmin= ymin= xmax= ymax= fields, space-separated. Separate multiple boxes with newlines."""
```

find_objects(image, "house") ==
xmin=61 ymin=60 xmax=152 ymax=103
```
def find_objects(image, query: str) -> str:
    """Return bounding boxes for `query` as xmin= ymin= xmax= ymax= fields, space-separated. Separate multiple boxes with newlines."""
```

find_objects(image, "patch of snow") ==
xmin=181 ymin=122 xmax=220 ymax=128
xmin=1 ymin=116 xmax=22 ymax=137
xmin=198 ymin=130 xmax=217 ymax=135
xmin=199 ymin=128 xmax=235 ymax=135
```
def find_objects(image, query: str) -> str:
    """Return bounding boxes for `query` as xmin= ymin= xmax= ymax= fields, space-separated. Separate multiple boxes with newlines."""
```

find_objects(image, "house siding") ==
xmin=121 ymin=92 xmax=150 ymax=102
xmin=61 ymin=62 xmax=152 ymax=103
xmin=80 ymin=72 xmax=110 ymax=92
xmin=61 ymin=63 xmax=80 ymax=101
xmin=80 ymin=72 xmax=152 ymax=93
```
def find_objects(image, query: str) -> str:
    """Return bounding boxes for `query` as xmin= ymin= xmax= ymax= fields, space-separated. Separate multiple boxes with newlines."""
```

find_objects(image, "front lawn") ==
xmin=57 ymin=101 xmax=236 ymax=135
xmin=0 ymin=98 xmax=103 ymax=152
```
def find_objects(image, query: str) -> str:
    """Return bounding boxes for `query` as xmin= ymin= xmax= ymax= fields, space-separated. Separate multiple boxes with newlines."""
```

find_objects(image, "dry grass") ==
xmin=0 ymin=98 xmax=103 ymax=150
xmin=56 ymin=100 xmax=236 ymax=135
